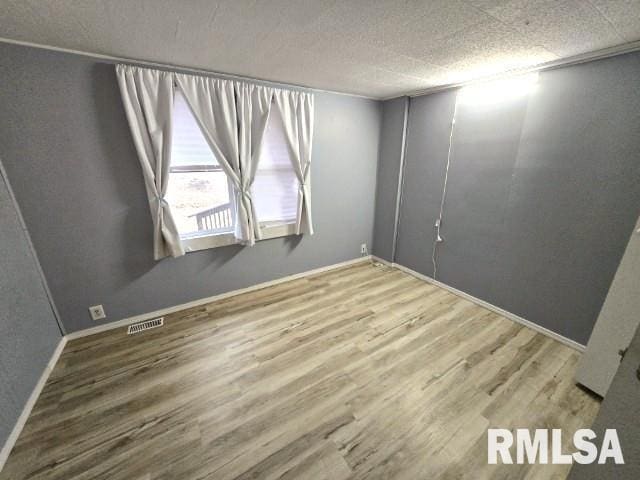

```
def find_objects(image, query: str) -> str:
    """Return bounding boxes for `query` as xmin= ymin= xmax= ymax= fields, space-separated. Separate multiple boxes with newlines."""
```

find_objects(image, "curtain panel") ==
xmin=274 ymin=90 xmax=315 ymax=235
xmin=236 ymin=82 xmax=274 ymax=242
xmin=116 ymin=64 xmax=315 ymax=256
xmin=175 ymin=74 xmax=277 ymax=245
xmin=174 ymin=74 xmax=250 ymax=243
xmin=115 ymin=65 xmax=185 ymax=259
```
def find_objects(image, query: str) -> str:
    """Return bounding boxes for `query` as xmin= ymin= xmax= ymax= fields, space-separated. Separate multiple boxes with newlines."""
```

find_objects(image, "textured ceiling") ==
xmin=1 ymin=0 xmax=639 ymax=98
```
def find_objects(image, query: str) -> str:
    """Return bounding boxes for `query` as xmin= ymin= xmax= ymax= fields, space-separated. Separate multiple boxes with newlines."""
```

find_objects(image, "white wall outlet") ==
xmin=89 ymin=304 xmax=106 ymax=321
xmin=361 ymin=243 xmax=368 ymax=256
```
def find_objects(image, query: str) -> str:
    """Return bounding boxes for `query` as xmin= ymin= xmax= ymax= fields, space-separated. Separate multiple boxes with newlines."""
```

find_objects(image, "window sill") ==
xmin=182 ymin=231 xmax=237 ymax=252
xmin=182 ymin=222 xmax=297 ymax=253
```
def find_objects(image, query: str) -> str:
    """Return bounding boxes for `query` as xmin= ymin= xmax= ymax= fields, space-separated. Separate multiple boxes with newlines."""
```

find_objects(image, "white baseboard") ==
xmin=370 ymin=255 xmax=393 ymax=267
xmin=67 ymin=256 xmax=372 ymax=340
xmin=371 ymin=256 xmax=585 ymax=352
xmin=0 ymin=335 xmax=67 ymax=471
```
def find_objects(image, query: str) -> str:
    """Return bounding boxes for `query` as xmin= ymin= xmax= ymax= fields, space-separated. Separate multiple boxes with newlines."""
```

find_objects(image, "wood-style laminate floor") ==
xmin=1 ymin=262 xmax=600 ymax=480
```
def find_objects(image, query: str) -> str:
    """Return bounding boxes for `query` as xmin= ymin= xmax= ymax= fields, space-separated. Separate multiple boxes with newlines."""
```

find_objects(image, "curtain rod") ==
xmin=0 ymin=37 xmax=379 ymax=101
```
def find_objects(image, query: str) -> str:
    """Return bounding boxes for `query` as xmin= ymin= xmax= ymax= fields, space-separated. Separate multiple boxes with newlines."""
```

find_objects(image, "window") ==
xmin=167 ymin=92 xmax=300 ymax=251
xmin=253 ymin=106 xmax=299 ymax=228
xmin=166 ymin=90 xmax=235 ymax=239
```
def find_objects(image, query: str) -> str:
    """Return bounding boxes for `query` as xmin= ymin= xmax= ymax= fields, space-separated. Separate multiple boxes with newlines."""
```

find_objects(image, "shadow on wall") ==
xmin=284 ymin=234 xmax=303 ymax=253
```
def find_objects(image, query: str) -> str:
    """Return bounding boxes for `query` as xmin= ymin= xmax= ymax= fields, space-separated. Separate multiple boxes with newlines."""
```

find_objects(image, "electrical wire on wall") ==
xmin=431 ymin=92 xmax=459 ymax=280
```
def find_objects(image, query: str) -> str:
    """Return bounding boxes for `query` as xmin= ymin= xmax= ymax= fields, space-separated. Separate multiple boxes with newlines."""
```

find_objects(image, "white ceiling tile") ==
xmin=388 ymin=0 xmax=491 ymax=54
xmin=484 ymin=0 xmax=626 ymax=57
xmin=468 ymin=0 xmax=559 ymax=24
xmin=306 ymin=0 xmax=471 ymax=48
xmin=378 ymin=53 xmax=451 ymax=81
xmin=412 ymin=19 xmax=549 ymax=66
xmin=295 ymin=2 xmax=403 ymax=51
xmin=355 ymin=68 xmax=428 ymax=88
xmin=0 ymin=0 xmax=638 ymax=98
xmin=442 ymin=47 xmax=556 ymax=81
xmin=590 ymin=0 xmax=640 ymax=42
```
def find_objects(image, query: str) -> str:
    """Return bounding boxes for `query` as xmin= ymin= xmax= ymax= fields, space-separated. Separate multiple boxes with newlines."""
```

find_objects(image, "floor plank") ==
xmin=1 ymin=262 xmax=600 ymax=479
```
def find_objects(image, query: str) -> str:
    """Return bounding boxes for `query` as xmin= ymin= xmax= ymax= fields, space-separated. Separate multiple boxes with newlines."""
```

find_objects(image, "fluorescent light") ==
xmin=457 ymin=72 xmax=539 ymax=106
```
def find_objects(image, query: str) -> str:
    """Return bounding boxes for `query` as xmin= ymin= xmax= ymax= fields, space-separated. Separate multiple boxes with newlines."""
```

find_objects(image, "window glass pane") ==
xmin=253 ymin=107 xmax=299 ymax=224
xmin=167 ymin=90 xmax=234 ymax=237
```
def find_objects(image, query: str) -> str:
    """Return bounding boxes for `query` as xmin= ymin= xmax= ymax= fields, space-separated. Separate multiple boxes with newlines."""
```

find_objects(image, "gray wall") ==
xmin=0 ymin=42 xmax=381 ymax=333
xmin=372 ymin=97 xmax=406 ymax=261
xmin=390 ymin=52 xmax=640 ymax=345
xmin=0 ymin=163 xmax=62 ymax=451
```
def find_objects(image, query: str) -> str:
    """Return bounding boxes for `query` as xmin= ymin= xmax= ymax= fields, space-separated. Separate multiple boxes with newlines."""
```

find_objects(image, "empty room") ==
xmin=1 ymin=1 xmax=639 ymax=479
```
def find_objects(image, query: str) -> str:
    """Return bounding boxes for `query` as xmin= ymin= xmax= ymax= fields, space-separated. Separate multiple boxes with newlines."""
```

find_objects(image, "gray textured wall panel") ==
xmin=372 ymin=97 xmax=406 ymax=261
xmin=396 ymin=52 xmax=640 ymax=345
xmin=0 ymin=43 xmax=381 ymax=333
xmin=0 ymin=166 xmax=61 ymax=450
xmin=436 ymin=93 xmax=532 ymax=320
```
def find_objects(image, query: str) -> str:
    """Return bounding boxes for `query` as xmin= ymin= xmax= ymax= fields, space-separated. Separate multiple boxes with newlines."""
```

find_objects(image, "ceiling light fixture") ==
xmin=457 ymin=72 xmax=539 ymax=106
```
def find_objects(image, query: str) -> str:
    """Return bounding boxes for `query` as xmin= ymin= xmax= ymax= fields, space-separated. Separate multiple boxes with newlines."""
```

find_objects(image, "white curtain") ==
xmin=117 ymin=64 xmax=314 ymax=255
xmin=236 ymin=83 xmax=274 ymax=241
xmin=115 ymin=65 xmax=185 ymax=259
xmin=175 ymin=74 xmax=273 ymax=245
xmin=274 ymin=90 xmax=314 ymax=235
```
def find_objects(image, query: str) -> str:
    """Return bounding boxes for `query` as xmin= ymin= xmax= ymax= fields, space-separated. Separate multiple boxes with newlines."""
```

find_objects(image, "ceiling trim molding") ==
xmin=2 ymin=36 xmax=640 ymax=102
xmin=384 ymin=40 xmax=640 ymax=100
xmin=0 ymin=37 xmax=380 ymax=101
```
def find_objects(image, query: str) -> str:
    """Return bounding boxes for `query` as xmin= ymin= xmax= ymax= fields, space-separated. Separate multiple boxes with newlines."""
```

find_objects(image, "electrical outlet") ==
xmin=360 ymin=243 xmax=368 ymax=256
xmin=89 ymin=304 xmax=106 ymax=321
